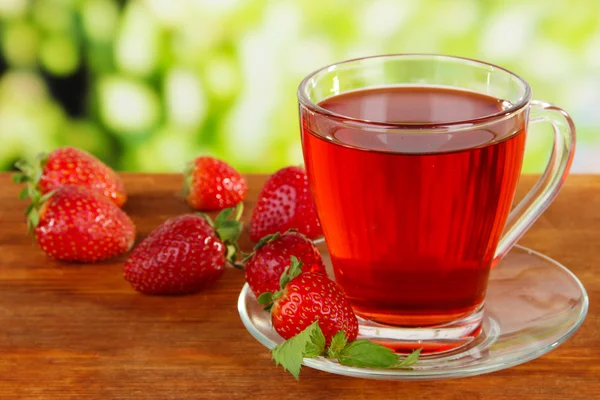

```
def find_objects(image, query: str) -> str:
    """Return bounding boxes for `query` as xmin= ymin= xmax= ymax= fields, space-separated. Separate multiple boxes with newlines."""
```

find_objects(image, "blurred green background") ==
xmin=0 ymin=0 xmax=598 ymax=173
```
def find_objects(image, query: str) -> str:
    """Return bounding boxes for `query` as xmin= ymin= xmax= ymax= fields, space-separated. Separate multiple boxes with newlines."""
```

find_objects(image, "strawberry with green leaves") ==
xmin=183 ymin=156 xmax=247 ymax=211
xmin=244 ymin=230 xmax=326 ymax=297
xmin=259 ymin=257 xmax=358 ymax=344
xmin=260 ymin=258 xmax=421 ymax=379
xmin=23 ymin=185 xmax=135 ymax=262
xmin=13 ymin=147 xmax=127 ymax=207
xmin=124 ymin=205 xmax=243 ymax=295
xmin=250 ymin=166 xmax=322 ymax=242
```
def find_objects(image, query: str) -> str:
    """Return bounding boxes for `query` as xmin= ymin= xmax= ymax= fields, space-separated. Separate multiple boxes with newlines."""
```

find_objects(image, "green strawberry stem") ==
xmin=257 ymin=256 xmax=302 ymax=311
xmin=254 ymin=232 xmax=281 ymax=251
xmin=243 ymin=229 xmax=302 ymax=260
xmin=12 ymin=154 xmax=51 ymax=233
xmin=202 ymin=203 xmax=244 ymax=267
xmin=240 ymin=231 xmax=282 ymax=263
xmin=271 ymin=322 xmax=422 ymax=379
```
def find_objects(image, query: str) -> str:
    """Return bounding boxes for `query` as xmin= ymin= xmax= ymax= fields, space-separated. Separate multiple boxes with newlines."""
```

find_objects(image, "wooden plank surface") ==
xmin=0 ymin=173 xmax=597 ymax=400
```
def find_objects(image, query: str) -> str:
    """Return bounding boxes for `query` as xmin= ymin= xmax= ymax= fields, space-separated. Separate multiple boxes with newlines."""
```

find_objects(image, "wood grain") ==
xmin=0 ymin=173 xmax=597 ymax=400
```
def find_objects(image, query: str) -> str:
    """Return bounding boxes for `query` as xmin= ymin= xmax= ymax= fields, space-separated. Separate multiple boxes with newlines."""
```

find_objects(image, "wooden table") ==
xmin=0 ymin=173 xmax=597 ymax=399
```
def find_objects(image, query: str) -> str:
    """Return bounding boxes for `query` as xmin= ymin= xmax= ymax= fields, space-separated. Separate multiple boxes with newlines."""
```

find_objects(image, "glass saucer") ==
xmin=238 ymin=245 xmax=588 ymax=380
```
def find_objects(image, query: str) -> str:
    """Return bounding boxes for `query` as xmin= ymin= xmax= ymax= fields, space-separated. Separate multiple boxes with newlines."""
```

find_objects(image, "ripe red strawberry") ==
xmin=250 ymin=166 xmax=322 ymax=242
xmin=261 ymin=260 xmax=422 ymax=379
xmin=124 ymin=205 xmax=243 ymax=295
xmin=244 ymin=231 xmax=326 ymax=297
xmin=13 ymin=147 xmax=127 ymax=207
xmin=183 ymin=156 xmax=247 ymax=211
xmin=24 ymin=185 xmax=135 ymax=262
xmin=259 ymin=257 xmax=358 ymax=344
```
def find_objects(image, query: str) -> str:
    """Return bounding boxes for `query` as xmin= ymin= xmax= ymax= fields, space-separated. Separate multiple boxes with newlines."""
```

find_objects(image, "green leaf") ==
xmin=215 ymin=207 xmax=234 ymax=225
xmin=271 ymin=321 xmax=322 ymax=380
xmin=288 ymin=256 xmax=303 ymax=279
xmin=395 ymin=348 xmax=422 ymax=368
xmin=327 ymin=331 xmax=348 ymax=359
xmin=279 ymin=256 xmax=303 ymax=290
xmin=215 ymin=220 xmax=242 ymax=243
xmin=24 ymin=203 xmax=34 ymax=216
xmin=278 ymin=266 xmax=291 ymax=290
xmin=36 ymin=152 xmax=48 ymax=168
xmin=18 ymin=187 xmax=29 ymax=200
xmin=39 ymin=190 xmax=55 ymax=203
xmin=28 ymin=208 xmax=40 ymax=230
xmin=219 ymin=219 xmax=241 ymax=231
xmin=257 ymin=292 xmax=273 ymax=305
xmin=214 ymin=203 xmax=243 ymax=227
xmin=337 ymin=340 xmax=400 ymax=368
xmin=226 ymin=243 xmax=238 ymax=263
xmin=12 ymin=173 xmax=29 ymax=184
xmin=32 ymin=167 xmax=43 ymax=186
xmin=304 ymin=324 xmax=326 ymax=358
xmin=13 ymin=159 xmax=31 ymax=173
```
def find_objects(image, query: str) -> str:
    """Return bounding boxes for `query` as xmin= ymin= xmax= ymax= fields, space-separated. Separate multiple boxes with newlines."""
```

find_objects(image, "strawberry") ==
xmin=124 ymin=205 xmax=243 ymax=295
xmin=250 ymin=166 xmax=322 ymax=242
xmin=23 ymin=185 xmax=135 ymax=262
xmin=183 ymin=156 xmax=247 ymax=211
xmin=13 ymin=147 xmax=127 ymax=207
xmin=259 ymin=257 xmax=358 ymax=344
xmin=260 ymin=257 xmax=421 ymax=379
xmin=244 ymin=231 xmax=326 ymax=297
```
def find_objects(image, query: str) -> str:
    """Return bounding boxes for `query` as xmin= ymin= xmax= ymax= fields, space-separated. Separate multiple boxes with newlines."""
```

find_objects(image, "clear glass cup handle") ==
xmin=494 ymin=100 xmax=576 ymax=263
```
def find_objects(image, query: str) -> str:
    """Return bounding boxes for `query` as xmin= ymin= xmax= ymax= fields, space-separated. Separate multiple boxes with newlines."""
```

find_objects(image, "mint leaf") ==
xmin=334 ymin=341 xmax=422 ymax=369
xmin=270 ymin=323 xmax=422 ymax=378
xmin=304 ymin=324 xmax=326 ymax=358
xmin=395 ymin=348 xmax=421 ymax=368
xmin=327 ymin=331 xmax=347 ymax=359
xmin=271 ymin=321 xmax=321 ymax=379
xmin=337 ymin=340 xmax=400 ymax=368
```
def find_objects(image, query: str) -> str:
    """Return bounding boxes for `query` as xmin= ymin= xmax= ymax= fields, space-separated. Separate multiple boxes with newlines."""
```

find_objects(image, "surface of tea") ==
xmin=302 ymin=86 xmax=526 ymax=326
xmin=320 ymin=86 xmax=506 ymax=124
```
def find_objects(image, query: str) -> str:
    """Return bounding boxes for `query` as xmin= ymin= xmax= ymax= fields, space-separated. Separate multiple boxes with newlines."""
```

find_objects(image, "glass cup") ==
xmin=298 ymin=54 xmax=575 ymax=352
